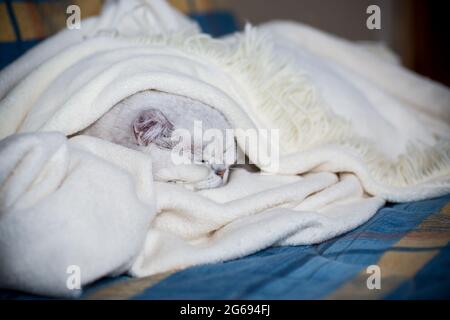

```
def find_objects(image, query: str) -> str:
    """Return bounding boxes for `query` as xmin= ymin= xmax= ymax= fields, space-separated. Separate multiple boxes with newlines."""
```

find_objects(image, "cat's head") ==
xmin=132 ymin=108 xmax=235 ymax=190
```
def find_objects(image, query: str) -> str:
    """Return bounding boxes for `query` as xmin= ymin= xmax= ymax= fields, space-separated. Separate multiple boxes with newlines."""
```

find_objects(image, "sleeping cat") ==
xmin=82 ymin=90 xmax=236 ymax=190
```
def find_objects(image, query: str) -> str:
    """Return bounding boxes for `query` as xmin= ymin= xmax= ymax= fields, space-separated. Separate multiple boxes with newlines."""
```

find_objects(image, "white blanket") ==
xmin=0 ymin=0 xmax=449 ymax=297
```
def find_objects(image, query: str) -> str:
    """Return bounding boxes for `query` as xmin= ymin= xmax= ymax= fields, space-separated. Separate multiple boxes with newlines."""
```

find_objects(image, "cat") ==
xmin=81 ymin=90 xmax=236 ymax=190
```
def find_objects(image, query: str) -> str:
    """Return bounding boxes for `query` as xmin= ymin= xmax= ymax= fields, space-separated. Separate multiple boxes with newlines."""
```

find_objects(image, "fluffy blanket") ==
xmin=0 ymin=0 xmax=449 ymax=297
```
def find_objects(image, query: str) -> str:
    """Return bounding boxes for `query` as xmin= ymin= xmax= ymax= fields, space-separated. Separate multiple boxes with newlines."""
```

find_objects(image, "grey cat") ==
xmin=82 ymin=90 xmax=236 ymax=190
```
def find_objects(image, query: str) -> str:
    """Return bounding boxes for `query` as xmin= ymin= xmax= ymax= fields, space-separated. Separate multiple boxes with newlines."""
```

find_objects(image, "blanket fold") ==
xmin=0 ymin=133 xmax=156 ymax=296
xmin=0 ymin=0 xmax=449 ymax=297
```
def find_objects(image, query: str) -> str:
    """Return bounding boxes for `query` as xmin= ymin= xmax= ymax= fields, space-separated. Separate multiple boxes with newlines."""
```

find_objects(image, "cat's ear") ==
xmin=133 ymin=108 xmax=174 ymax=148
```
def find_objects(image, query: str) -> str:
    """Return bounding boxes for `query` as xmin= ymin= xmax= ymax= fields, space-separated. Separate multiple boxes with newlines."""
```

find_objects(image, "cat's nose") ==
xmin=214 ymin=169 xmax=226 ymax=177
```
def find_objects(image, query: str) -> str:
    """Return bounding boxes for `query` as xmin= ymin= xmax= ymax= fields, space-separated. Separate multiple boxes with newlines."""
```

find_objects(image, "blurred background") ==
xmin=220 ymin=0 xmax=450 ymax=86
xmin=0 ymin=0 xmax=449 ymax=86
